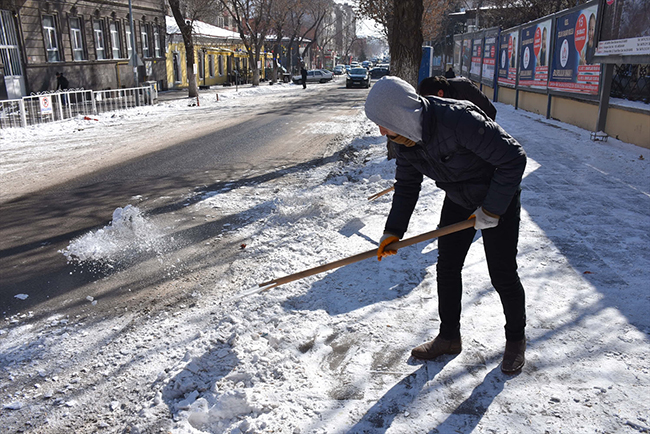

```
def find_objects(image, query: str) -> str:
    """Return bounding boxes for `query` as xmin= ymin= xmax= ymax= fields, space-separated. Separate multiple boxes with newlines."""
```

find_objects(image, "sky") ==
xmin=1 ymin=80 xmax=649 ymax=434
xmin=333 ymin=0 xmax=384 ymax=39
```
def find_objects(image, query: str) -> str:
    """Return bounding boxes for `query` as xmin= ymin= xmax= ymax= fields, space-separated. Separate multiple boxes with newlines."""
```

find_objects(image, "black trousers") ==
xmin=436 ymin=190 xmax=526 ymax=342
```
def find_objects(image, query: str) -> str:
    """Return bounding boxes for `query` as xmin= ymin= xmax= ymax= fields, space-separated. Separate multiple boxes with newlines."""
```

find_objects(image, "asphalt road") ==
xmin=0 ymin=83 xmax=371 ymax=323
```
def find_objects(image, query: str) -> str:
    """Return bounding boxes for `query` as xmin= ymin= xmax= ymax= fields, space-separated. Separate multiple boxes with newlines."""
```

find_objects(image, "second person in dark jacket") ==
xmin=418 ymin=75 xmax=497 ymax=121
xmin=365 ymin=76 xmax=527 ymax=374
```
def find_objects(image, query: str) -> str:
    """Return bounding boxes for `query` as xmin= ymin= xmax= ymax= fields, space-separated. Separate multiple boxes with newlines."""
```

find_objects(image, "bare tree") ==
xmin=168 ymin=0 xmax=221 ymax=97
xmin=318 ymin=4 xmax=360 ymax=68
xmin=339 ymin=34 xmax=359 ymax=65
xmin=284 ymin=7 xmax=309 ymax=72
xmin=358 ymin=0 xmax=391 ymax=39
xmin=219 ymin=0 xmax=274 ymax=86
xmin=298 ymin=0 xmax=333 ymax=67
xmin=464 ymin=0 xmax=591 ymax=30
xmin=268 ymin=0 xmax=296 ymax=83
xmin=422 ymin=0 xmax=452 ymax=43
xmin=358 ymin=0 xmax=423 ymax=87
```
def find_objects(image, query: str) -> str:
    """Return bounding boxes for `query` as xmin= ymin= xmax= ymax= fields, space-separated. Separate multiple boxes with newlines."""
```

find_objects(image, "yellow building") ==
xmin=165 ymin=16 xmax=268 ymax=88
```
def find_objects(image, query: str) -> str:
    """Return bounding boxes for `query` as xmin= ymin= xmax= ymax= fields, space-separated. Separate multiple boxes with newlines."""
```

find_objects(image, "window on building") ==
xmin=209 ymin=54 xmax=215 ymax=77
xmin=110 ymin=21 xmax=123 ymax=59
xmin=141 ymin=23 xmax=150 ymax=58
xmin=125 ymin=23 xmax=133 ymax=60
xmin=69 ymin=17 xmax=85 ymax=61
xmin=1 ymin=10 xmax=23 ymax=78
xmin=218 ymin=55 xmax=223 ymax=76
xmin=217 ymin=16 xmax=224 ymax=27
xmin=42 ymin=15 xmax=61 ymax=62
xmin=153 ymin=25 xmax=161 ymax=57
xmin=93 ymin=19 xmax=106 ymax=60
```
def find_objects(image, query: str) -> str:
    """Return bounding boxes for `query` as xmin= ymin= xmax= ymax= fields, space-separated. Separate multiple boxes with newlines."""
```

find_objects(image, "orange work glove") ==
xmin=377 ymin=233 xmax=400 ymax=261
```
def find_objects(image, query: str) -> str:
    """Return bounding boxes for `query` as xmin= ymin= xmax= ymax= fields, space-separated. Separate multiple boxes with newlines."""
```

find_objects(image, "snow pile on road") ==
xmin=60 ymin=204 xmax=166 ymax=266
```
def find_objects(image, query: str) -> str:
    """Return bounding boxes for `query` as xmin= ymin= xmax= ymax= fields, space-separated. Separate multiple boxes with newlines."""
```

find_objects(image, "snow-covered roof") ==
xmin=166 ymin=16 xmax=241 ymax=41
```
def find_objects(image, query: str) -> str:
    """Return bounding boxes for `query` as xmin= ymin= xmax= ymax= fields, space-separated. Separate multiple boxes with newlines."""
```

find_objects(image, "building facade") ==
xmin=166 ymin=16 xmax=261 ymax=89
xmin=0 ymin=0 xmax=167 ymax=100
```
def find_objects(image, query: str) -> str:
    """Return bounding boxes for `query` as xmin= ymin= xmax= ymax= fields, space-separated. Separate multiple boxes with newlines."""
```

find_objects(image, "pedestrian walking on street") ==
xmin=445 ymin=67 xmax=456 ymax=78
xmin=418 ymin=75 xmax=497 ymax=121
xmin=301 ymin=66 xmax=308 ymax=89
xmin=365 ymin=76 xmax=528 ymax=374
xmin=55 ymin=72 xmax=69 ymax=91
xmin=55 ymin=72 xmax=70 ymax=106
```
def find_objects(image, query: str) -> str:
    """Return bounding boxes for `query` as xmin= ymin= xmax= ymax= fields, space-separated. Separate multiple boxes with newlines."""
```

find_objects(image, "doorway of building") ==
xmin=172 ymin=52 xmax=182 ymax=85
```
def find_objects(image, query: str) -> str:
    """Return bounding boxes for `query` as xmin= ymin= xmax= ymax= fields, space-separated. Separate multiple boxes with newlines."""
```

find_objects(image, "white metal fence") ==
xmin=0 ymin=85 xmax=157 ymax=129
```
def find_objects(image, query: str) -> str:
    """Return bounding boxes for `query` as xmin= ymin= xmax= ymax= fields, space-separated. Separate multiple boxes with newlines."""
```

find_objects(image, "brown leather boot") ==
xmin=411 ymin=335 xmax=462 ymax=360
xmin=501 ymin=339 xmax=526 ymax=374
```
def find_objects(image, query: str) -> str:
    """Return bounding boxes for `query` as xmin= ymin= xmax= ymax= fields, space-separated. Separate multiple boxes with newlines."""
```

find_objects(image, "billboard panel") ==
xmin=453 ymin=35 xmax=462 ymax=74
xmin=519 ymin=19 xmax=552 ymax=89
xmin=595 ymin=0 xmax=650 ymax=59
xmin=549 ymin=2 xmax=601 ymax=95
xmin=461 ymin=37 xmax=471 ymax=76
xmin=481 ymin=29 xmax=499 ymax=85
xmin=470 ymin=35 xmax=483 ymax=80
xmin=498 ymin=28 xmax=519 ymax=87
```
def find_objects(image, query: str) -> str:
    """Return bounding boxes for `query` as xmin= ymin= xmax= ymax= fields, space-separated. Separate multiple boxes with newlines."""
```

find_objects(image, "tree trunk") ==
xmin=185 ymin=44 xmax=199 ymax=97
xmin=251 ymin=50 xmax=260 ymax=86
xmin=271 ymin=40 xmax=281 ymax=84
xmin=388 ymin=0 xmax=423 ymax=88
xmin=168 ymin=0 xmax=198 ymax=98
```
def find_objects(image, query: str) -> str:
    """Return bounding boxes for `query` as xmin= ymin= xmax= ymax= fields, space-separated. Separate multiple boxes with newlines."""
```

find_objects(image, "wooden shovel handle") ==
xmin=258 ymin=218 xmax=475 ymax=289
xmin=368 ymin=185 xmax=395 ymax=200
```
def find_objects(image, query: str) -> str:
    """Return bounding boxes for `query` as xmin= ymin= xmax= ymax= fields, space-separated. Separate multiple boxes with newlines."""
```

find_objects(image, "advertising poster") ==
xmin=470 ymin=37 xmax=483 ymax=78
xmin=461 ymin=38 xmax=471 ymax=76
xmin=481 ymin=31 xmax=498 ymax=84
xmin=498 ymin=29 xmax=518 ymax=87
xmin=596 ymin=0 xmax=650 ymax=58
xmin=549 ymin=3 xmax=601 ymax=94
xmin=519 ymin=19 xmax=552 ymax=89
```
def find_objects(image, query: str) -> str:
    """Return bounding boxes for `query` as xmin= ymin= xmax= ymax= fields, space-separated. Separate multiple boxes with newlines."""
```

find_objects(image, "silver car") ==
xmin=292 ymin=69 xmax=334 ymax=84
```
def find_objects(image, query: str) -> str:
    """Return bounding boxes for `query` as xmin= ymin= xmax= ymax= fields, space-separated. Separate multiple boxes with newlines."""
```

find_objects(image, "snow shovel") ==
xmin=234 ymin=218 xmax=475 ymax=299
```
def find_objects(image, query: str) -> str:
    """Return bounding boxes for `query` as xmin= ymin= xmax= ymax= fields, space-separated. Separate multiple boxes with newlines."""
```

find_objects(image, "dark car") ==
xmin=369 ymin=66 xmax=390 ymax=79
xmin=346 ymin=67 xmax=371 ymax=88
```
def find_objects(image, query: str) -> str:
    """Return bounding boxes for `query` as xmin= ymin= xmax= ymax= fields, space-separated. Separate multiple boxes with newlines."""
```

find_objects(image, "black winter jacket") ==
xmin=385 ymin=96 xmax=526 ymax=238
xmin=448 ymin=77 xmax=497 ymax=121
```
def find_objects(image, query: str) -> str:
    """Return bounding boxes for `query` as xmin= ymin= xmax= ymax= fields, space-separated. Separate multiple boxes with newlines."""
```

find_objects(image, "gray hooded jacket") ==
xmin=365 ymin=76 xmax=526 ymax=238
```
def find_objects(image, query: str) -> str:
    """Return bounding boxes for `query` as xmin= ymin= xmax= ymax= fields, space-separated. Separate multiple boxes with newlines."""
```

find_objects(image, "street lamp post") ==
xmin=128 ymin=0 xmax=138 ymax=86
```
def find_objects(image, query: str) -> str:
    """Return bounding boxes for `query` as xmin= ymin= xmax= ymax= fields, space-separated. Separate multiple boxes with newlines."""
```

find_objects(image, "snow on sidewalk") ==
xmin=1 ymin=84 xmax=649 ymax=434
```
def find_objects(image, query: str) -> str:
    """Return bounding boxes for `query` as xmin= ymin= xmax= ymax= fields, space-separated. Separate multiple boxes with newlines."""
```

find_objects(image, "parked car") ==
xmin=346 ymin=67 xmax=371 ymax=88
xmin=369 ymin=66 xmax=390 ymax=79
xmin=292 ymin=69 xmax=334 ymax=84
